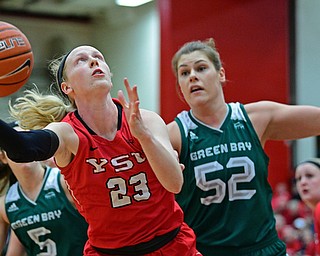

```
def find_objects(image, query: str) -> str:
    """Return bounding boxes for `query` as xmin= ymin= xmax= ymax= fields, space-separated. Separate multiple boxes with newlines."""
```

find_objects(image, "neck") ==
xmin=16 ymin=165 xmax=46 ymax=201
xmin=77 ymin=97 xmax=119 ymax=140
xmin=192 ymin=102 xmax=228 ymax=128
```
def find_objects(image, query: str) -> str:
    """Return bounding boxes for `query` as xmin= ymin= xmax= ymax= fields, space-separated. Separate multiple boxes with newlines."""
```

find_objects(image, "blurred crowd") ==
xmin=273 ymin=182 xmax=317 ymax=256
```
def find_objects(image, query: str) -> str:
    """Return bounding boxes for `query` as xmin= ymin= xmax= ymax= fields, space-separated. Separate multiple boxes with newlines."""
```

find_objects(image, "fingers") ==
xmin=123 ymin=78 xmax=139 ymax=103
xmin=118 ymin=78 xmax=141 ymax=118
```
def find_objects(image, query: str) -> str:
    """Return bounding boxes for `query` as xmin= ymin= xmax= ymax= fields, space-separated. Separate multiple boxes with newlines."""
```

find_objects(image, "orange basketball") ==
xmin=0 ymin=21 xmax=34 ymax=97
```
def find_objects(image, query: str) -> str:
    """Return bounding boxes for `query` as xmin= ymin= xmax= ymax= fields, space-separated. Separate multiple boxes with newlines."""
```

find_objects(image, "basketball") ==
xmin=0 ymin=21 xmax=34 ymax=97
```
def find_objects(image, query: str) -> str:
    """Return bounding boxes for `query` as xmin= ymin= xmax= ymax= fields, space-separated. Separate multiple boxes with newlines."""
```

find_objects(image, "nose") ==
xmin=298 ymin=176 xmax=308 ymax=185
xmin=89 ymin=57 xmax=99 ymax=67
xmin=189 ymin=69 xmax=198 ymax=82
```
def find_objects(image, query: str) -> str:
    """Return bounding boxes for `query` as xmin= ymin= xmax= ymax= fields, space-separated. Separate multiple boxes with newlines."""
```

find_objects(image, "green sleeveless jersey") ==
xmin=175 ymin=103 xmax=285 ymax=256
xmin=5 ymin=167 xmax=88 ymax=256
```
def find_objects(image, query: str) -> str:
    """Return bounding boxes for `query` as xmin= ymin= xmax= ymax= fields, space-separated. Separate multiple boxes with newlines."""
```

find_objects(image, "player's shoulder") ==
xmin=140 ymin=109 xmax=162 ymax=120
xmin=244 ymin=100 xmax=279 ymax=112
xmin=43 ymin=167 xmax=61 ymax=192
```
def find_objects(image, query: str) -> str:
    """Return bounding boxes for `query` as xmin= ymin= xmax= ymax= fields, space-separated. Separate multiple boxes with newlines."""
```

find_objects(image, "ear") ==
xmin=0 ymin=151 xmax=8 ymax=165
xmin=61 ymin=81 xmax=73 ymax=95
xmin=219 ymin=67 xmax=226 ymax=83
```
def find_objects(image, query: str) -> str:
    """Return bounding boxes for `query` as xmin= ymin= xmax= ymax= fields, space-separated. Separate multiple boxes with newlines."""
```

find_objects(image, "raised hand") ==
xmin=117 ymin=78 xmax=148 ymax=140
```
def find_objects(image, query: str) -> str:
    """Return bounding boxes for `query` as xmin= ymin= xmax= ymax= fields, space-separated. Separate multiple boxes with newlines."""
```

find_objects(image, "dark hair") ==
xmin=296 ymin=158 xmax=320 ymax=170
xmin=0 ymin=122 xmax=18 ymax=194
xmin=48 ymin=53 xmax=76 ymax=108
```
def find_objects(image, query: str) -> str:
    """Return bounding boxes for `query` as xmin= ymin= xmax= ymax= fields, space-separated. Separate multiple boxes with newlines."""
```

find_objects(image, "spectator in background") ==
xmin=274 ymin=213 xmax=287 ymax=241
xmin=281 ymin=225 xmax=302 ymax=255
xmin=295 ymin=158 xmax=320 ymax=255
xmin=272 ymin=182 xmax=292 ymax=214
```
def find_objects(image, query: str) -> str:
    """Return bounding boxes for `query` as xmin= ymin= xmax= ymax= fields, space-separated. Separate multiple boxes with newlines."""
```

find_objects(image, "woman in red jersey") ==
xmin=0 ymin=45 xmax=201 ymax=256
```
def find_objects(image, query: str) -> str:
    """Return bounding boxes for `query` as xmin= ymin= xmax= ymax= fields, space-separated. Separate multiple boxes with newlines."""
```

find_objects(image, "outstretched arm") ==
xmin=0 ymin=120 xmax=59 ymax=163
xmin=246 ymin=101 xmax=320 ymax=146
xmin=0 ymin=120 xmax=78 ymax=168
xmin=118 ymin=78 xmax=183 ymax=193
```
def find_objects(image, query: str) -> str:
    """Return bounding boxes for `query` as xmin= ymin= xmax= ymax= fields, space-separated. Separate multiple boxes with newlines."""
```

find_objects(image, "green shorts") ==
xmin=199 ymin=238 xmax=287 ymax=256
xmin=244 ymin=240 xmax=287 ymax=256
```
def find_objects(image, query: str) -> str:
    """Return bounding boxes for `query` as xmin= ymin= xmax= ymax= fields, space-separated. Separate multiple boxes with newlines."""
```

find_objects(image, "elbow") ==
xmin=167 ymin=178 xmax=183 ymax=194
xmin=171 ymin=186 xmax=182 ymax=194
xmin=167 ymin=186 xmax=182 ymax=194
xmin=170 ymin=162 xmax=184 ymax=194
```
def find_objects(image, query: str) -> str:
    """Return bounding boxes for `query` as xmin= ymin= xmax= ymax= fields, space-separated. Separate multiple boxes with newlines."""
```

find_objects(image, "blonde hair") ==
xmin=9 ymin=87 xmax=74 ymax=130
xmin=8 ymin=52 xmax=77 ymax=130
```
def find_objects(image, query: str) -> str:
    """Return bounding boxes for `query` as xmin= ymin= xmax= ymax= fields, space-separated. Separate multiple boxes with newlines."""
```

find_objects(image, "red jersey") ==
xmin=314 ymin=202 xmax=320 ymax=255
xmin=59 ymin=100 xmax=184 ymax=249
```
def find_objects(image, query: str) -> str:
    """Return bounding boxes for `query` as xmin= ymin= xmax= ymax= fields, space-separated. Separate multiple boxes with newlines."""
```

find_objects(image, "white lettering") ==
xmin=86 ymin=158 xmax=108 ymax=173
xmin=0 ymin=37 xmax=26 ymax=52
xmin=230 ymin=143 xmax=237 ymax=151
xmin=190 ymin=142 xmax=252 ymax=161
xmin=131 ymin=152 xmax=146 ymax=163
xmin=111 ymin=155 xmax=133 ymax=172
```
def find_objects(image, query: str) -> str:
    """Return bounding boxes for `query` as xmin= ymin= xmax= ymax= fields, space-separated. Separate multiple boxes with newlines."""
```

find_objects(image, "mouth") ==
xmin=190 ymin=85 xmax=203 ymax=93
xmin=92 ymin=69 xmax=104 ymax=76
xmin=302 ymin=188 xmax=309 ymax=195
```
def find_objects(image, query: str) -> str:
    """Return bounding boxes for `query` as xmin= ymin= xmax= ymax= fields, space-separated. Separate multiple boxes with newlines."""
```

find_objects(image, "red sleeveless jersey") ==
xmin=59 ymin=99 xmax=184 ymax=249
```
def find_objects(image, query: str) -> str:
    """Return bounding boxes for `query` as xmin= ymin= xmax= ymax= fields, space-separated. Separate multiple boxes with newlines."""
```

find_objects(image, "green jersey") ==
xmin=5 ymin=167 xmax=88 ymax=256
xmin=175 ymin=103 xmax=285 ymax=256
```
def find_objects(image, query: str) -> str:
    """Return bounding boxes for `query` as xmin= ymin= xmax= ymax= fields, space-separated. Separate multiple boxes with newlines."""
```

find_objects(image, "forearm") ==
xmin=0 ymin=120 xmax=59 ymax=162
xmin=139 ymin=132 xmax=183 ymax=194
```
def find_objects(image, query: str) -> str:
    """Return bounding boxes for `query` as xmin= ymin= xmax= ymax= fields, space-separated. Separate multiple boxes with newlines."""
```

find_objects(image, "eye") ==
xmin=179 ymin=69 xmax=189 ymax=77
xmin=97 ymin=55 xmax=104 ymax=61
xmin=306 ymin=173 xmax=314 ymax=179
xmin=76 ymin=57 xmax=87 ymax=64
xmin=198 ymin=66 xmax=207 ymax=72
xmin=93 ymin=54 xmax=104 ymax=61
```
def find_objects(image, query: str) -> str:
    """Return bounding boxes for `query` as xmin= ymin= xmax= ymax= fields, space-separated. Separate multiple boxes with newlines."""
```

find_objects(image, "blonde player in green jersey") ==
xmin=167 ymin=38 xmax=320 ymax=256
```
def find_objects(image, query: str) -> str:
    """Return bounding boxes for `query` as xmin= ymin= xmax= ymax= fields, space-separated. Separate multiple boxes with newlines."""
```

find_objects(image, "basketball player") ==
xmin=295 ymin=158 xmax=320 ymax=255
xmin=0 ymin=143 xmax=16 ymax=256
xmin=0 ymin=46 xmax=201 ymax=255
xmin=167 ymin=38 xmax=320 ymax=255
xmin=0 ymin=124 xmax=88 ymax=255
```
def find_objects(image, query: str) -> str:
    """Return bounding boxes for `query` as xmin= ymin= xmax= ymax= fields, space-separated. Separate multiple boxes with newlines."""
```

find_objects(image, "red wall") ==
xmin=159 ymin=0 xmax=291 ymax=189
